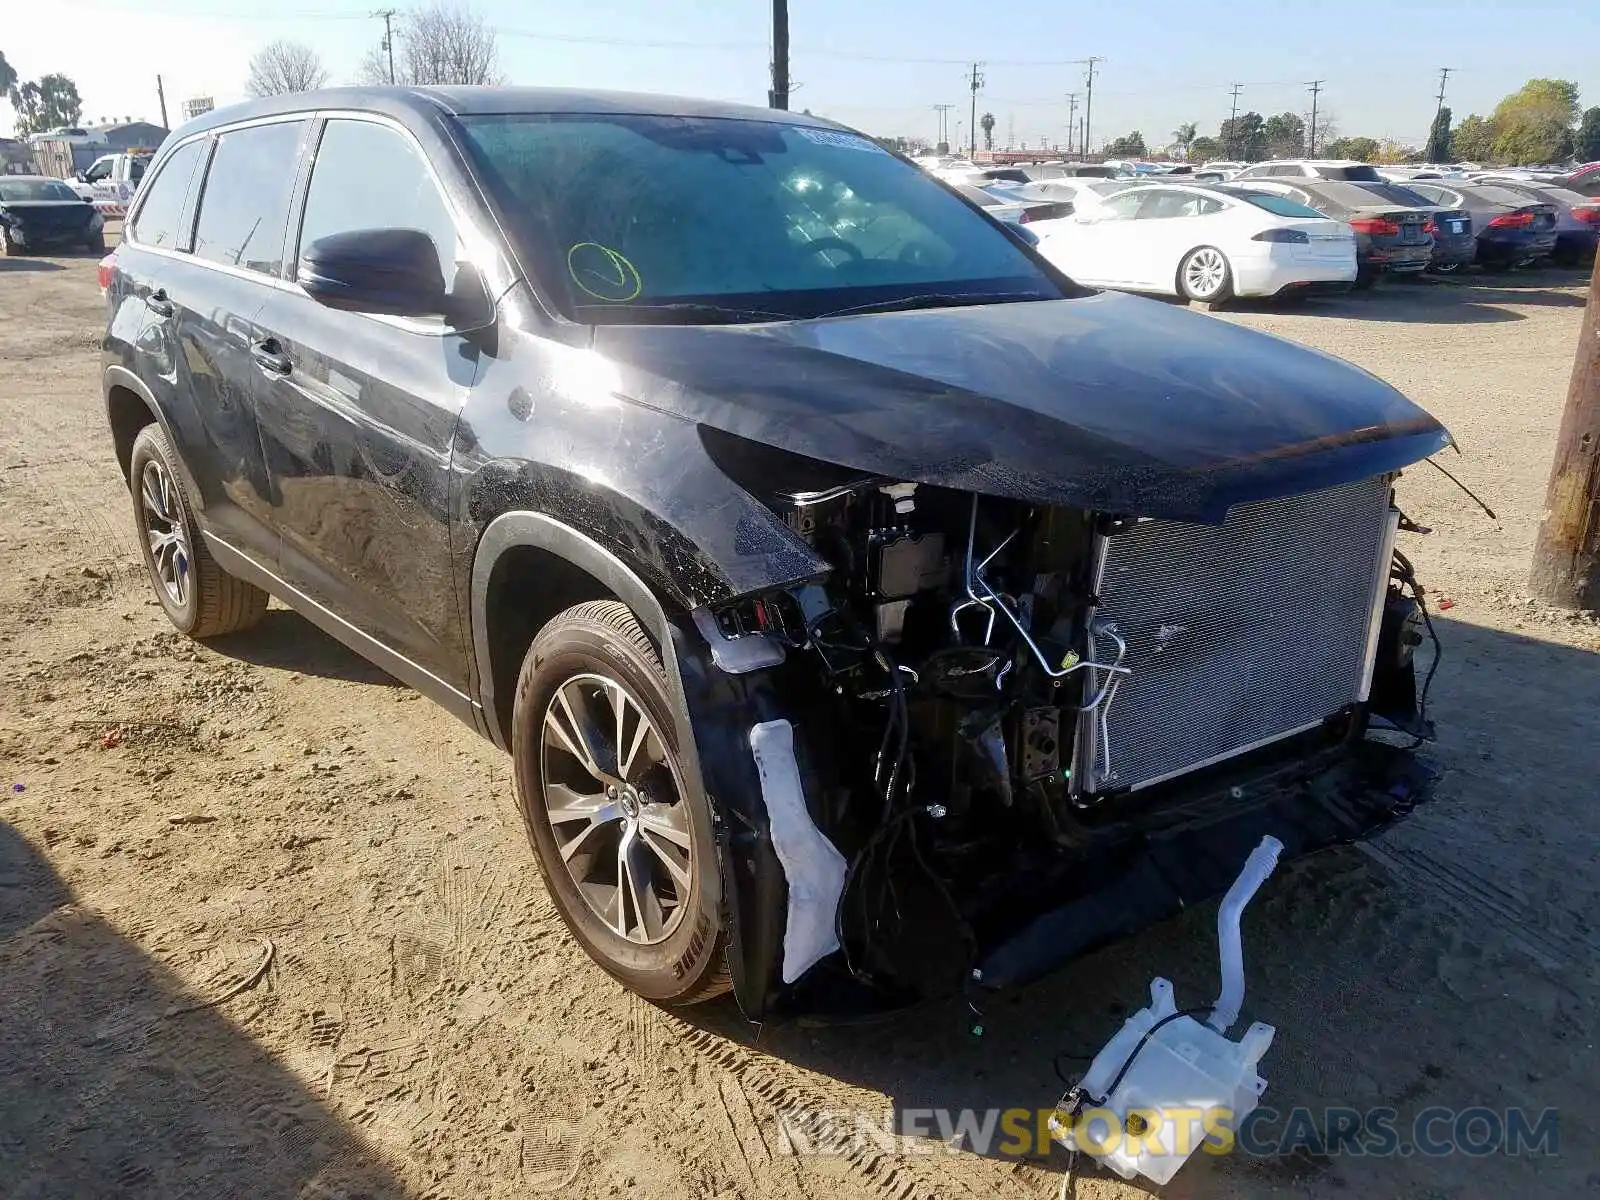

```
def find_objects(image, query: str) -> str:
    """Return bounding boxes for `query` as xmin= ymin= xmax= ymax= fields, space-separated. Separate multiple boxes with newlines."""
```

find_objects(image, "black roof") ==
xmin=176 ymin=86 xmax=841 ymax=139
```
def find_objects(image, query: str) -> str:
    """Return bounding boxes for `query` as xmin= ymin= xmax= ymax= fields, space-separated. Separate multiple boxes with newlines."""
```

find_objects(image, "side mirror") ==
xmin=74 ymin=171 xmax=88 ymax=183
xmin=297 ymin=228 xmax=448 ymax=318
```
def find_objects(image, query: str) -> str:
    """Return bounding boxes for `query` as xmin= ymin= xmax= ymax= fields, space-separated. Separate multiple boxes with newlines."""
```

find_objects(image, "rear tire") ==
xmin=1178 ymin=246 xmax=1233 ymax=303
xmin=511 ymin=600 xmax=730 ymax=1005
xmin=128 ymin=425 xmax=268 ymax=638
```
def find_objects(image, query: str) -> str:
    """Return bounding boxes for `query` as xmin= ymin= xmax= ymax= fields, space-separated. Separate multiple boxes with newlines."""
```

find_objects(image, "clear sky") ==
xmin=4 ymin=0 xmax=1597 ymax=151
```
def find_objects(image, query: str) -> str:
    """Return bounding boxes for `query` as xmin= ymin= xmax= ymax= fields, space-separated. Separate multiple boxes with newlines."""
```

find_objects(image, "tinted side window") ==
xmin=1138 ymin=190 xmax=1221 ymax=219
xmin=297 ymin=119 xmax=459 ymax=291
xmin=128 ymin=140 xmax=205 ymax=250
xmin=1096 ymin=192 xmax=1145 ymax=221
xmin=193 ymin=120 xmax=307 ymax=276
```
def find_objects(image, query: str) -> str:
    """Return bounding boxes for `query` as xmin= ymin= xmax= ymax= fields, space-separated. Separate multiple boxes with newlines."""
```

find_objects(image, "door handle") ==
xmin=250 ymin=338 xmax=292 ymax=376
xmin=145 ymin=288 xmax=174 ymax=317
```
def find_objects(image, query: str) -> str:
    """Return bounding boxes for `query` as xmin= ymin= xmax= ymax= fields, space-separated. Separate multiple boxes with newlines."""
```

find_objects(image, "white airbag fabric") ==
xmin=749 ymin=720 xmax=847 ymax=983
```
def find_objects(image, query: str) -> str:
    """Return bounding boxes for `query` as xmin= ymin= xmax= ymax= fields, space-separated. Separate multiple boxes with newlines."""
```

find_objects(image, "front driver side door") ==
xmin=250 ymin=115 xmax=488 ymax=694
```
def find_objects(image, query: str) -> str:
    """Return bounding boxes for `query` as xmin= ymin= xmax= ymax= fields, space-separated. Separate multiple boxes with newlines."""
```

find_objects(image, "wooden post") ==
xmin=768 ymin=0 xmax=789 ymax=111
xmin=1529 ymin=256 xmax=1600 ymax=610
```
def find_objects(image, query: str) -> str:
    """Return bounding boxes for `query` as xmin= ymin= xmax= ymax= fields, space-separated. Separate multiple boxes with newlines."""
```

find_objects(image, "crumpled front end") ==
xmin=666 ymin=443 xmax=1439 ymax=1021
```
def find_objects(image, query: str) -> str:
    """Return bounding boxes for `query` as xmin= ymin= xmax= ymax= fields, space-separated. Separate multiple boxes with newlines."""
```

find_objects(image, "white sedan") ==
xmin=1031 ymin=182 xmax=1357 ymax=302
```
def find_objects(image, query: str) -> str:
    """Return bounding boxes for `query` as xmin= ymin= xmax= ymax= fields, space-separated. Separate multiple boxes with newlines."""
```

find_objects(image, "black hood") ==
xmin=593 ymin=290 xmax=1450 ymax=522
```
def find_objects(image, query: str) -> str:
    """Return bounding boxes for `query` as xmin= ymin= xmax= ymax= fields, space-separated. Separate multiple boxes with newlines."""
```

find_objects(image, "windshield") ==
xmin=1358 ymin=182 xmax=1437 ymax=207
xmin=455 ymin=113 xmax=1066 ymax=322
xmin=1468 ymin=184 xmax=1550 ymax=207
xmin=0 ymin=179 xmax=82 ymax=202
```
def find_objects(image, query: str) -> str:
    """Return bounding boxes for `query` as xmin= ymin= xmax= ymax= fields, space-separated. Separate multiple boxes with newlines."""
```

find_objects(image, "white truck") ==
xmin=68 ymin=152 xmax=153 ymax=219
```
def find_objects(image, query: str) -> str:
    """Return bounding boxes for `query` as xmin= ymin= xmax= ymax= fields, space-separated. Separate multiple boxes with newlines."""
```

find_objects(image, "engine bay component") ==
xmin=1050 ymin=837 xmax=1283 ymax=1185
xmin=1074 ymin=475 xmax=1398 ymax=796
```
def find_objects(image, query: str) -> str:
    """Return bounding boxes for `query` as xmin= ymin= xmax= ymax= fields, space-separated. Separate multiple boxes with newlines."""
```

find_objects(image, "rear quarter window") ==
xmin=128 ymin=140 xmax=206 ymax=250
xmin=1234 ymin=192 xmax=1327 ymax=218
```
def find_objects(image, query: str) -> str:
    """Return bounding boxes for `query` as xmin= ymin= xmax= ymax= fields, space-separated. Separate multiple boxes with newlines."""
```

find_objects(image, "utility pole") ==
xmin=1226 ymin=83 xmax=1242 ymax=159
xmin=1065 ymin=93 xmax=1079 ymax=158
xmin=769 ymin=0 xmax=790 ymax=110
xmin=933 ymin=103 xmax=954 ymax=151
xmin=1307 ymin=80 xmax=1324 ymax=155
xmin=1082 ymin=57 xmax=1103 ymax=160
xmin=155 ymin=75 xmax=168 ymax=129
xmin=374 ymin=9 xmax=398 ymax=84
xmin=967 ymin=62 xmax=984 ymax=158
xmin=1430 ymin=66 xmax=1452 ymax=157
xmin=1530 ymin=257 xmax=1600 ymax=610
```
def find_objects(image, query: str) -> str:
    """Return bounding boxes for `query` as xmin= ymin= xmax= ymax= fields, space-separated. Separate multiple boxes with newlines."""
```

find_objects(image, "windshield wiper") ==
xmin=589 ymin=302 xmax=792 ymax=325
xmin=816 ymin=291 xmax=1051 ymax=319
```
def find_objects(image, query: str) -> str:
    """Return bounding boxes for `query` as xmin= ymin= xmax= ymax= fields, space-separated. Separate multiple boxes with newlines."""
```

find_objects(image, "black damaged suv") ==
xmin=103 ymin=88 xmax=1445 ymax=1020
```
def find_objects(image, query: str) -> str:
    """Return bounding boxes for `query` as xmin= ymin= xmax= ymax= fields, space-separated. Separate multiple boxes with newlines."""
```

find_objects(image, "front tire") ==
xmin=128 ymin=425 xmax=268 ymax=637
xmin=0 ymin=225 xmax=18 ymax=257
xmin=1178 ymin=246 xmax=1233 ymax=303
xmin=511 ymin=600 xmax=729 ymax=1005
xmin=86 ymin=227 xmax=107 ymax=254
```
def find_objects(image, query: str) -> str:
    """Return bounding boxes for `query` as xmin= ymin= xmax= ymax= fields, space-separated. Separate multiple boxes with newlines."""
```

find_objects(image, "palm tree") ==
xmin=980 ymin=112 xmax=996 ymax=152
xmin=1172 ymin=121 xmax=1198 ymax=159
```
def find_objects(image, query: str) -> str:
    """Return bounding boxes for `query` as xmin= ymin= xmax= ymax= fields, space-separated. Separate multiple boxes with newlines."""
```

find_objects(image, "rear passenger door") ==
xmin=251 ymin=115 xmax=484 ymax=692
xmin=121 ymin=120 xmax=309 ymax=567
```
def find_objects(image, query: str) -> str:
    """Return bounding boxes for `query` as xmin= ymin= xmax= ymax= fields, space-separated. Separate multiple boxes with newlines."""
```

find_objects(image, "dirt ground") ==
xmin=2 ymin=247 xmax=1597 ymax=1200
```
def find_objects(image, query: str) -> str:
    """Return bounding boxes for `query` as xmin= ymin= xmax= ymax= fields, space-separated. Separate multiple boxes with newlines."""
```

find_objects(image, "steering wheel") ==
xmin=799 ymin=236 xmax=864 ymax=263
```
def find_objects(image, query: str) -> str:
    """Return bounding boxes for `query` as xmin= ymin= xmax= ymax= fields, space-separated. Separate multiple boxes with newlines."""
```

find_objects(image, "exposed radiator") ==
xmin=1075 ymin=475 xmax=1397 ymax=795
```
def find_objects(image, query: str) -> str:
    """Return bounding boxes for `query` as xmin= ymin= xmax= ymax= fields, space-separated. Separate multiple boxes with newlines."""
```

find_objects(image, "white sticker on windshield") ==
xmin=795 ymin=127 xmax=887 ymax=154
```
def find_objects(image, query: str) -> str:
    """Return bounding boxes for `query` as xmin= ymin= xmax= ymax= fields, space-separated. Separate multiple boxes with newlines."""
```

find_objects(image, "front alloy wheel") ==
xmin=512 ymin=600 xmax=729 ymax=1004
xmin=541 ymin=673 xmax=694 ymax=945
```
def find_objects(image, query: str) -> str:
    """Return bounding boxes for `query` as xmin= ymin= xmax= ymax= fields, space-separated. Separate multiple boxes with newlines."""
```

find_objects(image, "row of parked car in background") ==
xmin=915 ymin=151 xmax=1600 ymax=303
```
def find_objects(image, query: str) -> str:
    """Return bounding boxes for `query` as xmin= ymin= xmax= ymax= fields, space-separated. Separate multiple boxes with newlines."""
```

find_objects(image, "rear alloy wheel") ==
xmin=1179 ymin=246 xmax=1233 ymax=303
xmin=512 ymin=601 xmax=729 ymax=1004
xmin=128 ymin=425 xmax=268 ymax=638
